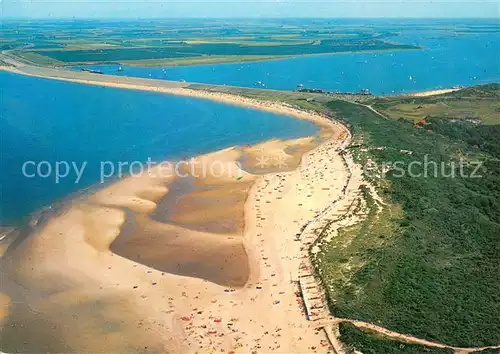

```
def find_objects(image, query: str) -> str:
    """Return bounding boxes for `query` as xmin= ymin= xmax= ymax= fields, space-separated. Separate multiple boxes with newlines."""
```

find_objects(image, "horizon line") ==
xmin=2 ymin=16 xmax=500 ymax=20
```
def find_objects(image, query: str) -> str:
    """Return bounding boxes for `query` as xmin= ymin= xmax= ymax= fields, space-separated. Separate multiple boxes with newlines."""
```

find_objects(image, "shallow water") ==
xmin=0 ymin=71 xmax=318 ymax=224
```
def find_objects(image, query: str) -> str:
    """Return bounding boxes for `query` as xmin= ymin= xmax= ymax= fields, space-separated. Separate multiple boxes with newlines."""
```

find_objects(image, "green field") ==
xmin=27 ymin=39 xmax=417 ymax=63
xmin=13 ymin=52 xmax=64 ymax=66
xmin=1 ymin=19 xmax=421 ymax=66
xmin=370 ymin=85 xmax=500 ymax=125
xmin=196 ymin=84 xmax=500 ymax=348
xmin=121 ymin=55 xmax=287 ymax=67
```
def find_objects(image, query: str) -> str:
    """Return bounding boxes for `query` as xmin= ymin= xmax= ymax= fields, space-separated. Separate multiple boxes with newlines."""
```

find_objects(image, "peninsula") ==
xmin=1 ymin=56 xmax=499 ymax=354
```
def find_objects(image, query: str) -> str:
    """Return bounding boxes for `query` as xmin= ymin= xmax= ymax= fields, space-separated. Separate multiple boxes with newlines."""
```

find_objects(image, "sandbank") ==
xmin=0 ymin=64 xmax=353 ymax=353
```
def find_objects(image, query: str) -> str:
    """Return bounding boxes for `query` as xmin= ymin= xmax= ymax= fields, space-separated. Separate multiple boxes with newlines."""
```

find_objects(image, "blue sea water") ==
xmin=0 ymin=71 xmax=318 ymax=224
xmin=77 ymin=24 xmax=499 ymax=95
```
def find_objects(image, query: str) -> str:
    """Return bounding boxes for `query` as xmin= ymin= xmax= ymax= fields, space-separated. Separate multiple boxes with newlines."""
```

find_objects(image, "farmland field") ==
xmin=31 ymin=39 xmax=416 ymax=63
xmin=370 ymin=84 xmax=500 ymax=125
xmin=1 ymin=19 xmax=421 ymax=66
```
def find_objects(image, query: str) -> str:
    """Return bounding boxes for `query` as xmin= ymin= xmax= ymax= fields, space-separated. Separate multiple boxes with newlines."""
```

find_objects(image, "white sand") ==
xmin=1 ymin=64 xmax=354 ymax=352
xmin=409 ymin=88 xmax=461 ymax=97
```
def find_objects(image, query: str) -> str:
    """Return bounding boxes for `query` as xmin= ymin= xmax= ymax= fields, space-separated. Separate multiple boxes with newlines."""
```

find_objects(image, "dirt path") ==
xmin=348 ymin=319 xmax=500 ymax=353
xmin=355 ymin=102 xmax=391 ymax=120
xmin=313 ymin=311 xmax=500 ymax=353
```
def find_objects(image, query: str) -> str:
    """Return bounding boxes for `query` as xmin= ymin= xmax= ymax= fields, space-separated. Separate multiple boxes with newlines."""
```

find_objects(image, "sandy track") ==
xmin=313 ymin=318 xmax=500 ymax=354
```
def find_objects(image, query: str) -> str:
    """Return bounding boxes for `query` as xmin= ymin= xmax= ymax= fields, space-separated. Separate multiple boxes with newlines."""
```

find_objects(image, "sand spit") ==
xmin=1 ymin=65 xmax=332 ymax=130
xmin=0 ymin=228 xmax=17 ymax=258
xmin=409 ymin=88 xmax=461 ymax=97
xmin=0 ymin=129 xmax=350 ymax=353
xmin=0 ymin=65 xmax=355 ymax=353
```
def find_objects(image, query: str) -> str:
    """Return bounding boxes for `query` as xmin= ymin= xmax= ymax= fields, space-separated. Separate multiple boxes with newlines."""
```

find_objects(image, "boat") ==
xmin=80 ymin=68 xmax=103 ymax=75
xmin=117 ymin=66 xmax=123 ymax=72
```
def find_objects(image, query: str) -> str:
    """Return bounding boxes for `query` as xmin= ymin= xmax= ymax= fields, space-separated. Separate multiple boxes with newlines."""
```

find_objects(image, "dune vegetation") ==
xmin=339 ymin=323 xmax=454 ymax=354
xmin=197 ymin=83 xmax=500 ymax=347
xmin=319 ymin=97 xmax=499 ymax=347
xmin=370 ymin=84 xmax=500 ymax=125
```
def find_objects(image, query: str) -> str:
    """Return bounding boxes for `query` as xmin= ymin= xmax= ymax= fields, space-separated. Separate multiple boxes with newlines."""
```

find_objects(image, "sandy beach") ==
xmin=409 ymin=88 xmax=461 ymax=97
xmin=2 ymin=31 xmax=500 ymax=352
xmin=0 ymin=64 xmax=331 ymax=129
xmin=0 ymin=64 xmax=354 ymax=353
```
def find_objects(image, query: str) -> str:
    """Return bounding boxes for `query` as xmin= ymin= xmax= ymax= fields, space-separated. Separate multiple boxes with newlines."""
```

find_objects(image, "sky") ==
xmin=2 ymin=0 xmax=499 ymax=19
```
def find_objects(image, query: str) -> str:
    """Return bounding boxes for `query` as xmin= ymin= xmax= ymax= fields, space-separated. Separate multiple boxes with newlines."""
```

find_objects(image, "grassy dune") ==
xmin=321 ymin=97 xmax=499 ymax=347
xmin=370 ymin=84 xmax=500 ymax=125
xmin=203 ymin=84 xmax=500 ymax=347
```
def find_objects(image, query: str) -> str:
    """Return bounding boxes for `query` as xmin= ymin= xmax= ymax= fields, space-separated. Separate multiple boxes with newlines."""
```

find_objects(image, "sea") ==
xmin=0 ymin=71 xmax=318 ymax=224
xmin=75 ymin=20 xmax=500 ymax=95
xmin=2 ymin=20 xmax=499 ymax=223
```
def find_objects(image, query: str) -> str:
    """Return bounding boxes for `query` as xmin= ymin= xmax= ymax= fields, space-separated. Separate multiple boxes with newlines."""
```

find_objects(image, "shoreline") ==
xmin=2 ymin=63 xmax=493 ymax=352
xmin=407 ymin=88 xmax=461 ymax=97
xmin=0 ymin=65 xmax=333 ymax=129
xmin=10 ymin=45 xmax=422 ymax=69
xmin=0 ymin=126 xmax=348 ymax=353
xmin=0 ymin=63 xmax=353 ymax=352
xmin=0 ymin=63 xmax=332 ymax=231
xmin=1 ymin=64 xmax=472 ymax=103
xmin=2 ymin=55 xmax=500 ymax=352
xmin=122 ymin=46 xmax=423 ymax=68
